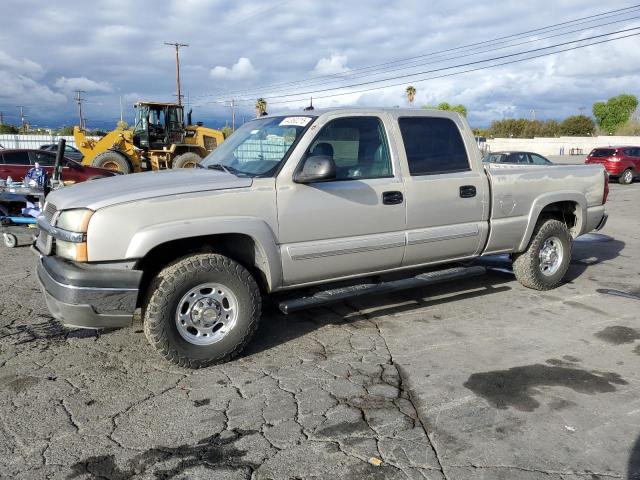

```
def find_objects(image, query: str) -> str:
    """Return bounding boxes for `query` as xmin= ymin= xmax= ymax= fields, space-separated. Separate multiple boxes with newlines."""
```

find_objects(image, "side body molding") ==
xmin=126 ymin=216 xmax=283 ymax=290
xmin=516 ymin=191 xmax=586 ymax=252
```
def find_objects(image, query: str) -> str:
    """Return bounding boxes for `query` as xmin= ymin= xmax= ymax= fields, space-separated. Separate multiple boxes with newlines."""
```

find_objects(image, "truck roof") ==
xmin=269 ymin=107 xmax=465 ymax=119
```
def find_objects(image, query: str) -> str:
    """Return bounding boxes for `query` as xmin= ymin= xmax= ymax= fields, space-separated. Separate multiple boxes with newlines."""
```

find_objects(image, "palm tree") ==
xmin=255 ymin=98 xmax=267 ymax=117
xmin=406 ymin=86 xmax=416 ymax=106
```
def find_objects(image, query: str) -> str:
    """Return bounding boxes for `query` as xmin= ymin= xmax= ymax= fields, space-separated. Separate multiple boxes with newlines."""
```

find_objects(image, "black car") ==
xmin=39 ymin=143 xmax=84 ymax=161
xmin=484 ymin=151 xmax=553 ymax=165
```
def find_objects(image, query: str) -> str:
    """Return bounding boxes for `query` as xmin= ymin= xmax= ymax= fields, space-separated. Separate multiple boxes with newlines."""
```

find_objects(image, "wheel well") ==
xmin=538 ymin=201 xmax=579 ymax=236
xmin=134 ymin=233 xmax=270 ymax=308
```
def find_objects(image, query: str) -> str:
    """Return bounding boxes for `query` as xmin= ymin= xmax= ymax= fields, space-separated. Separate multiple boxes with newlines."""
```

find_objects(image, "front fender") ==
xmin=516 ymin=192 xmax=586 ymax=252
xmin=126 ymin=216 xmax=282 ymax=290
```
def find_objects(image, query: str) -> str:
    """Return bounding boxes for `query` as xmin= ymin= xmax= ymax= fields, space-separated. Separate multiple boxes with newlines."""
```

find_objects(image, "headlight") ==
xmin=54 ymin=209 xmax=93 ymax=261
xmin=55 ymin=209 xmax=93 ymax=232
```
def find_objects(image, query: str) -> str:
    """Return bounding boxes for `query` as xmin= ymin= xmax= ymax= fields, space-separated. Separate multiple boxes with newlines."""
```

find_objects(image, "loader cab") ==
xmin=132 ymin=102 xmax=185 ymax=150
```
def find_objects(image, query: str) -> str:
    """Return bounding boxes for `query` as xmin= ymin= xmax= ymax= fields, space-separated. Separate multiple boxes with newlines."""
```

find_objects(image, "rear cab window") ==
xmin=397 ymin=117 xmax=470 ymax=175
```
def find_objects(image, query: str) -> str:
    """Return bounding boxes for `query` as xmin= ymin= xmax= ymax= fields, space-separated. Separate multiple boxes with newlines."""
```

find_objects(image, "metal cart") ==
xmin=0 ymin=184 xmax=45 ymax=248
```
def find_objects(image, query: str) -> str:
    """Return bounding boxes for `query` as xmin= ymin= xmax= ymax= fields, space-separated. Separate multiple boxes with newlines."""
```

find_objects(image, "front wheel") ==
xmin=512 ymin=219 xmax=572 ymax=290
xmin=143 ymin=254 xmax=261 ymax=368
xmin=619 ymin=169 xmax=634 ymax=185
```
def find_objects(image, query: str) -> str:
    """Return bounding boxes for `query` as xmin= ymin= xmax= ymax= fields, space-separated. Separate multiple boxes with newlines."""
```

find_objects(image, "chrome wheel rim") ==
xmin=623 ymin=170 xmax=633 ymax=183
xmin=538 ymin=236 xmax=563 ymax=276
xmin=175 ymin=283 xmax=238 ymax=346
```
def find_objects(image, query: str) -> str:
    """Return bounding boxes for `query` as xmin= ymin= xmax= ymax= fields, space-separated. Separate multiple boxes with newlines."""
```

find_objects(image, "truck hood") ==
xmin=46 ymin=168 xmax=253 ymax=211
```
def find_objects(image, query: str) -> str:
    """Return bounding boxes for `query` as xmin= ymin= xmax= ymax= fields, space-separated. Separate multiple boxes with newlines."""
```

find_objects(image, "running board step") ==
xmin=277 ymin=265 xmax=487 ymax=314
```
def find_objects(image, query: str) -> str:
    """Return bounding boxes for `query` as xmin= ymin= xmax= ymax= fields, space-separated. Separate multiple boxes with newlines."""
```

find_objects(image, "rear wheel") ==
xmin=619 ymin=169 xmax=634 ymax=185
xmin=172 ymin=152 xmax=202 ymax=169
xmin=92 ymin=151 xmax=131 ymax=174
xmin=512 ymin=219 xmax=572 ymax=290
xmin=143 ymin=254 xmax=261 ymax=368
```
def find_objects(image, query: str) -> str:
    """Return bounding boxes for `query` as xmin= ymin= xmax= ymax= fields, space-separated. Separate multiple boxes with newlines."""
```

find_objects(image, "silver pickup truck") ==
xmin=34 ymin=108 xmax=608 ymax=367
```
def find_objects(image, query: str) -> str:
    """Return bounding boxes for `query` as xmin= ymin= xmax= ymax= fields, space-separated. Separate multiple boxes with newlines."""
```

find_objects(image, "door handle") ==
xmin=382 ymin=191 xmax=403 ymax=205
xmin=459 ymin=185 xmax=476 ymax=198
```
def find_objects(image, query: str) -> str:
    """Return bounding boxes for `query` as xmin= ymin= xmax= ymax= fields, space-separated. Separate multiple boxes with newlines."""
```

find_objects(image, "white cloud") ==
xmin=0 ymin=71 xmax=66 ymax=105
xmin=312 ymin=54 xmax=350 ymax=75
xmin=210 ymin=57 xmax=257 ymax=80
xmin=0 ymin=50 xmax=44 ymax=78
xmin=54 ymin=76 xmax=112 ymax=93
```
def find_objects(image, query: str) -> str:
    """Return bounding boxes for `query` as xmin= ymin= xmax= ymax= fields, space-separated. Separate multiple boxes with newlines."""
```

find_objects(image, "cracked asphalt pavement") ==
xmin=1 ymin=184 xmax=639 ymax=480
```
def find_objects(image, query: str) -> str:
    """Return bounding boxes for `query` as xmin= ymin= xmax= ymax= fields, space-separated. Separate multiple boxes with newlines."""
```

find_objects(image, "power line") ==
xmin=258 ymin=30 xmax=640 ymax=106
xmin=210 ymin=13 xmax=640 ymax=100
xmin=232 ymin=27 xmax=640 ymax=103
xmin=196 ymin=3 xmax=640 ymax=100
xmin=194 ymin=29 xmax=640 ymax=108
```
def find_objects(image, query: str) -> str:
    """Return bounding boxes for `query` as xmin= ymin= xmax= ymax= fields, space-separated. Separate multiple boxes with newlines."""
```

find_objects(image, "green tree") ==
xmin=255 ymin=98 xmax=267 ymax=117
xmin=488 ymin=118 xmax=560 ymax=138
xmin=221 ymin=125 xmax=233 ymax=139
xmin=405 ymin=86 xmax=416 ymax=106
xmin=55 ymin=126 xmax=74 ymax=136
xmin=0 ymin=123 xmax=19 ymax=134
xmin=615 ymin=120 xmax=640 ymax=135
xmin=422 ymin=102 xmax=468 ymax=117
xmin=592 ymin=94 xmax=638 ymax=134
xmin=559 ymin=115 xmax=595 ymax=136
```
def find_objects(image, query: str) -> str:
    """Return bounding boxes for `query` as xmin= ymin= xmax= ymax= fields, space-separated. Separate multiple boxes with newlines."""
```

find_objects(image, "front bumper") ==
xmin=36 ymin=255 xmax=142 ymax=329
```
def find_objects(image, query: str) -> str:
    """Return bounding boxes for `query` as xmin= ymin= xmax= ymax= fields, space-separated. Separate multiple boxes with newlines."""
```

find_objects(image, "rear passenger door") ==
xmin=396 ymin=116 xmax=489 ymax=266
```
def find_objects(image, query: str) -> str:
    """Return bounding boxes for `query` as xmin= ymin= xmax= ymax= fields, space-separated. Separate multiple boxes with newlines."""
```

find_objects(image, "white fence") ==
xmin=0 ymin=134 xmax=77 ymax=150
xmin=486 ymin=135 xmax=640 ymax=156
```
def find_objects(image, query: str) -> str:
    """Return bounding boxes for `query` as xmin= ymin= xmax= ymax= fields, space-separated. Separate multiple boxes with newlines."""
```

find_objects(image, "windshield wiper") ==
xmin=206 ymin=163 xmax=234 ymax=175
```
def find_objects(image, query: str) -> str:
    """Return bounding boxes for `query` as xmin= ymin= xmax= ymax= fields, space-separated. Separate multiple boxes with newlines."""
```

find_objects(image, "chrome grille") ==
xmin=43 ymin=202 xmax=57 ymax=224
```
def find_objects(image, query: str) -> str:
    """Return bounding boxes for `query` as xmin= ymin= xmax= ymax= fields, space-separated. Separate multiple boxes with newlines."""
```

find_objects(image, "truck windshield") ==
xmin=201 ymin=116 xmax=315 ymax=176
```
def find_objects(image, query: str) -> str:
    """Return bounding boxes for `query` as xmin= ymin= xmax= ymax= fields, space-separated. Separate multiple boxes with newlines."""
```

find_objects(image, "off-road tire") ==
xmin=143 ymin=254 xmax=261 ymax=368
xmin=619 ymin=169 xmax=634 ymax=185
xmin=172 ymin=152 xmax=202 ymax=169
xmin=512 ymin=219 xmax=572 ymax=290
xmin=92 ymin=151 xmax=131 ymax=174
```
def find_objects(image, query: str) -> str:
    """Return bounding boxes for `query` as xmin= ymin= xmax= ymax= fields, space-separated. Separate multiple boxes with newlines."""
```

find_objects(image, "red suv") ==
xmin=585 ymin=146 xmax=639 ymax=185
xmin=0 ymin=149 xmax=119 ymax=184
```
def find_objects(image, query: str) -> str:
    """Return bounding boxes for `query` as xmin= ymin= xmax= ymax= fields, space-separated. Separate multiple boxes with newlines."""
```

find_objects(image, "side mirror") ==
xmin=294 ymin=155 xmax=336 ymax=183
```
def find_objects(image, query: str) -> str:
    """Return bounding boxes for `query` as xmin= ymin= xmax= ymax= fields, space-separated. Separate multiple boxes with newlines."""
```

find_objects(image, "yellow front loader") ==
xmin=74 ymin=101 xmax=224 ymax=174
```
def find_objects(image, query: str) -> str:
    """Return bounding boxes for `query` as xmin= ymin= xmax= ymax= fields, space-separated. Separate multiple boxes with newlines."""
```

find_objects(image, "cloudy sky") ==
xmin=1 ymin=0 xmax=639 ymax=129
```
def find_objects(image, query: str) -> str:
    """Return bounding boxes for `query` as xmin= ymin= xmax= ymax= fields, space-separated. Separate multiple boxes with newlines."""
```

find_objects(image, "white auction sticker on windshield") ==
xmin=279 ymin=116 xmax=312 ymax=127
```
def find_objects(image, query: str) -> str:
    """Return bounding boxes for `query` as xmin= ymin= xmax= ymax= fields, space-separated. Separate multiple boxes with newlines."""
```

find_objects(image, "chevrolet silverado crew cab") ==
xmin=34 ymin=108 xmax=609 ymax=368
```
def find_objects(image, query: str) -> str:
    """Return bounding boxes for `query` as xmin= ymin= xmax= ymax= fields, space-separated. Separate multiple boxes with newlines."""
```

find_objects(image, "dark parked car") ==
xmin=39 ymin=143 xmax=84 ymax=161
xmin=585 ymin=146 xmax=639 ymax=185
xmin=484 ymin=151 xmax=553 ymax=165
xmin=0 ymin=149 xmax=119 ymax=184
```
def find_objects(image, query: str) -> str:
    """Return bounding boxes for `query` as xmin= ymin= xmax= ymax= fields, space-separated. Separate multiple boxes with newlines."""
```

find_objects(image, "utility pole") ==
xmin=0 ymin=111 xmax=3 ymax=125
xmin=164 ymin=42 xmax=189 ymax=105
xmin=75 ymin=90 xmax=86 ymax=130
xmin=530 ymin=109 xmax=536 ymax=121
xmin=17 ymin=106 xmax=27 ymax=132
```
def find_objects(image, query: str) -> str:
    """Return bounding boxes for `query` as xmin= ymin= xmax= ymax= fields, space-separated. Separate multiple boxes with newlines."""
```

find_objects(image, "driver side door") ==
xmin=276 ymin=114 xmax=406 ymax=286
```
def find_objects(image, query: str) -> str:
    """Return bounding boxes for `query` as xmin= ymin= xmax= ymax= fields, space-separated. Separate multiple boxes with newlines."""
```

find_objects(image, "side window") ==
xmin=30 ymin=151 xmax=57 ymax=166
xmin=2 ymin=151 xmax=31 ymax=165
xmin=306 ymin=116 xmax=392 ymax=180
xmin=530 ymin=153 xmax=550 ymax=165
xmin=398 ymin=117 xmax=469 ymax=175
